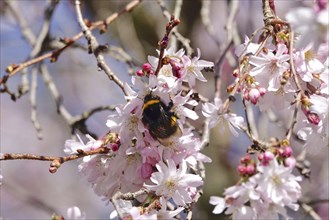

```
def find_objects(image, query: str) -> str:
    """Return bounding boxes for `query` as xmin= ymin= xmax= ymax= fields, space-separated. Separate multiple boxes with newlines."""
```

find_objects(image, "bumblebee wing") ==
xmin=150 ymin=110 xmax=179 ymax=139
xmin=157 ymin=126 xmax=182 ymax=146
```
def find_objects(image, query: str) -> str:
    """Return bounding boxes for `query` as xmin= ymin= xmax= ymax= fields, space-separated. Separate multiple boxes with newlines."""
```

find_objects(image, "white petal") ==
xmin=209 ymin=196 xmax=226 ymax=214
xmin=182 ymin=107 xmax=199 ymax=120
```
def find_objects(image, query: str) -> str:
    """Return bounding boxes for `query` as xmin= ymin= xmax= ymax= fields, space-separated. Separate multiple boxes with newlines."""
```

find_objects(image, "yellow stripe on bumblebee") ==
xmin=143 ymin=99 xmax=160 ymax=110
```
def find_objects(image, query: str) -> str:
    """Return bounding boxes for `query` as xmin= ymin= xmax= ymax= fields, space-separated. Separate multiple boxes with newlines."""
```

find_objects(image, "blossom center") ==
xmin=304 ymin=49 xmax=316 ymax=61
xmin=126 ymin=153 xmax=140 ymax=165
xmin=271 ymin=175 xmax=282 ymax=186
xmin=165 ymin=178 xmax=176 ymax=193
xmin=128 ymin=116 xmax=139 ymax=132
xmin=269 ymin=60 xmax=278 ymax=73
xmin=187 ymin=66 xmax=195 ymax=73
xmin=161 ymin=64 xmax=174 ymax=77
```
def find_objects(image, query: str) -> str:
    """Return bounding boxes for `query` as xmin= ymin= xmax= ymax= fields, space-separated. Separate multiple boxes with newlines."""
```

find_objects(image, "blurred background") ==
xmin=1 ymin=0 xmax=328 ymax=219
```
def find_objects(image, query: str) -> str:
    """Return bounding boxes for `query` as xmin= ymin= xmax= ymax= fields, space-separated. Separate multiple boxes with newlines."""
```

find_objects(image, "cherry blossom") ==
xmin=202 ymin=97 xmax=245 ymax=137
xmin=181 ymin=48 xmax=214 ymax=87
xmin=144 ymin=159 xmax=203 ymax=206
xmin=249 ymin=44 xmax=290 ymax=92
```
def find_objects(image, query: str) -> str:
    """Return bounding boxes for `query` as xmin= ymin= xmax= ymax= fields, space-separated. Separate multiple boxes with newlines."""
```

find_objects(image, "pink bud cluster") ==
xmin=238 ymin=144 xmax=297 ymax=178
xmin=258 ymin=151 xmax=275 ymax=166
xmin=237 ymin=155 xmax=256 ymax=176
xmin=136 ymin=56 xmax=184 ymax=78
xmin=167 ymin=58 xmax=183 ymax=78
xmin=100 ymin=133 xmax=121 ymax=152
xmin=243 ymin=87 xmax=266 ymax=105
xmin=276 ymin=145 xmax=296 ymax=168
xmin=136 ymin=63 xmax=154 ymax=76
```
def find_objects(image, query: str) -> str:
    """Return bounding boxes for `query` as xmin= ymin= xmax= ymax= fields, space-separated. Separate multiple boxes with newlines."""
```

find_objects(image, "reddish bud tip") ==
xmin=284 ymin=157 xmax=296 ymax=168
xmin=259 ymin=87 xmax=266 ymax=96
xmin=238 ymin=165 xmax=247 ymax=175
xmin=142 ymin=63 xmax=152 ymax=72
xmin=246 ymin=164 xmax=255 ymax=175
xmin=136 ymin=69 xmax=144 ymax=76
xmin=240 ymin=155 xmax=251 ymax=164
xmin=307 ymin=112 xmax=321 ymax=125
xmin=110 ymin=143 xmax=119 ymax=152
xmin=249 ymin=88 xmax=261 ymax=105
xmin=49 ymin=167 xmax=57 ymax=173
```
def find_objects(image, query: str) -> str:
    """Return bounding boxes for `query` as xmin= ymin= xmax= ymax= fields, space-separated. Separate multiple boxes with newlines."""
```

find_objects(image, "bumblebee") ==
xmin=142 ymin=94 xmax=182 ymax=146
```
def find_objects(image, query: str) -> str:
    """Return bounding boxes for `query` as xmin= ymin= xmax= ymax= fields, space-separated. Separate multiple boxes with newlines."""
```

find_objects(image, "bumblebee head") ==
xmin=143 ymin=94 xmax=161 ymax=111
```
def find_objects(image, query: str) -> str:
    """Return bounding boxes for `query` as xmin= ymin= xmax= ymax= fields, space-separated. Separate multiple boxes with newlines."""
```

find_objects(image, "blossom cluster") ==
xmin=232 ymin=3 xmax=328 ymax=154
xmin=210 ymin=145 xmax=302 ymax=219
xmin=62 ymin=2 xmax=328 ymax=219
xmin=207 ymin=2 xmax=328 ymax=219
xmin=64 ymin=47 xmax=214 ymax=218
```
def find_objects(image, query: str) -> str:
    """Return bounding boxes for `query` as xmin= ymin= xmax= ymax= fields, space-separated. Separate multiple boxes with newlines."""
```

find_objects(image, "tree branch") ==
xmin=1 ymin=0 xmax=141 ymax=85
xmin=75 ymin=0 xmax=128 ymax=96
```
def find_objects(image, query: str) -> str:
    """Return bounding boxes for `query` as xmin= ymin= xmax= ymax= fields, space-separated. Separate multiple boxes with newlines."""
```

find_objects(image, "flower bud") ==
xmin=240 ymin=155 xmax=251 ymax=164
xmin=283 ymin=146 xmax=292 ymax=157
xmin=316 ymin=0 xmax=327 ymax=11
xmin=140 ymin=163 xmax=153 ymax=179
xmin=170 ymin=62 xmax=183 ymax=78
xmin=142 ymin=63 xmax=152 ymax=72
xmin=246 ymin=164 xmax=255 ymax=175
xmin=232 ymin=69 xmax=239 ymax=77
xmin=238 ymin=165 xmax=247 ymax=175
xmin=243 ymin=89 xmax=250 ymax=101
xmin=263 ymin=151 xmax=275 ymax=161
xmin=259 ymin=87 xmax=266 ymax=96
xmin=188 ymin=187 xmax=198 ymax=199
xmin=307 ymin=112 xmax=321 ymax=125
xmin=284 ymin=157 xmax=296 ymax=168
xmin=259 ymin=151 xmax=275 ymax=166
xmin=110 ymin=143 xmax=119 ymax=152
xmin=249 ymin=88 xmax=261 ymax=104
xmin=49 ymin=167 xmax=57 ymax=173
xmin=277 ymin=148 xmax=285 ymax=157
xmin=136 ymin=69 xmax=144 ymax=76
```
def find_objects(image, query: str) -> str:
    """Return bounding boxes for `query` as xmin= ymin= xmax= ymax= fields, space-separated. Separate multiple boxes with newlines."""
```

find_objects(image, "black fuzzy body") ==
xmin=142 ymin=94 xmax=179 ymax=140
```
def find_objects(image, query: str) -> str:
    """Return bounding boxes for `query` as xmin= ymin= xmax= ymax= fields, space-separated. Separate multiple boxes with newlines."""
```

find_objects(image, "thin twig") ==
xmin=75 ymin=0 xmax=128 ymax=96
xmin=1 ymin=0 xmax=141 ymax=85
xmin=6 ymin=0 xmax=36 ymax=45
xmin=213 ymin=0 xmax=239 ymax=99
xmin=262 ymin=0 xmax=275 ymax=25
xmin=242 ymin=99 xmax=259 ymax=139
xmin=39 ymin=64 xmax=114 ymax=136
xmin=307 ymin=199 xmax=329 ymax=206
xmin=200 ymin=119 xmax=210 ymax=149
xmin=299 ymin=201 xmax=322 ymax=220
xmin=30 ymin=67 xmax=43 ymax=139
xmin=39 ymin=63 xmax=73 ymax=123
xmin=170 ymin=0 xmax=183 ymax=51
xmin=153 ymin=15 xmax=180 ymax=75
xmin=0 ymin=147 xmax=110 ymax=174
xmin=157 ymin=0 xmax=193 ymax=56
xmin=200 ymin=1 xmax=220 ymax=46
xmin=111 ymin=189 xmax=148 ymax=219
xmin=29 ymin=0 xmax=58 ymax=58
xmin=186 ymin=160 xmax=205 ymax=220
xmin=286 ymin=30 xmax=302 ymax=141
xmin=214 ymin=40 xmax=233 ymax=99
xmin=0 ymin=147 xmax=109 ymax=162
